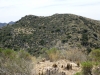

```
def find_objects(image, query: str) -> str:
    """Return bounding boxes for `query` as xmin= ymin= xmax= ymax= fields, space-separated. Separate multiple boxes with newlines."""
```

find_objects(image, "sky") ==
xmin=0 ymin=0 xmax=100 ymax=22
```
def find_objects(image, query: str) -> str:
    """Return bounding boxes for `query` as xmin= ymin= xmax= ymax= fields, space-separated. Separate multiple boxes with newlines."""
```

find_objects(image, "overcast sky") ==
xmin=0 ymin=0 xmax=100 ymax=22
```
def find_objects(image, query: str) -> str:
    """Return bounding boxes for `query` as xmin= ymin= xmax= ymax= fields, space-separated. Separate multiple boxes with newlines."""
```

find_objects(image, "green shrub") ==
xmin=67 ymin=35 xmax=71 ymax=39
xmin=18 ymin=50 xmax=32 ymax=60
xmin=46 ymin=48 xmax=60 ymax=61
xmin=74 ymin=72 xmax=82 ymax=75
xmin=89 ymin=49 xmax=100 ymax=62
xmin=81 ymin=33 xmax=89 ymax=46
xmin=81 ymin=61 xmax=93 ymax=75
xmin=61 ymin=39 xmax=68 ymax=43
xmin=0 ymin=48 xmax=16 ymax=60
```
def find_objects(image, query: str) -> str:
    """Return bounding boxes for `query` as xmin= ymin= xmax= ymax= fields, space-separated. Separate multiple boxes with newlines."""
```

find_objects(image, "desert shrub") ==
xmin=81 ymin=61 xmax=93 ymax=75
xmin=0 ymin=48 xmax=16 ymax=60
xmin=65 ymin=50 xmax=87 ymax=62
xmin=77 ymin=62 xmax=80 ymax=67
xmin=74 ymin=72 xmax=82 ymax=75
xmin=64 ymin=63 xmax=72 ymax=70
xmin=89 ymin=49 xmax=100 ymax=62
xmin=0 ymin=48 xmax=34 ymax=75
xmin=52 ymin=63 xmax=57 ymax=68
xmin=46 ymin=48 xmax=60 ymax=61
xmin=92 ymin=64 xmax=100 ymax=75
xmin=39 ymin=48 xmax=49 ymax=59
xmin=39 ymin=39 xmax=46 ymax=45
xmin=81 ymin=33 xmax=89 ymax=46
xmin=61 ymin=39 xmax=68 ymax=43
xmin=18 ymin=50 xmax=32 ymax=60
xmin=55 ymin=28 xmax=61 ymax=32
xmin=40 ymin=48 xmax=87 ymax=62
xmin=67 ymin=35 xmax=71 ymax=39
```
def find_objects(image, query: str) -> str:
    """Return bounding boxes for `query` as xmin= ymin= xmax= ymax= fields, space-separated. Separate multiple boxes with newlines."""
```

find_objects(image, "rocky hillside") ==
xmin=0 ymin=14 xmax=100 ymax=56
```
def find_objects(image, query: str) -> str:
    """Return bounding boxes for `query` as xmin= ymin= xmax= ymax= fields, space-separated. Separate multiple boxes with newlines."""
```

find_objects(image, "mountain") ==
xmin=0 ymin=14 xmax=100 ymax=56
xmin=0 ymin=21 xmax=15 ymax=28
xmin=8 ymin=21 xmax=15 ymax=25
xmin=0 ymin=23 xmax=7 ymax=28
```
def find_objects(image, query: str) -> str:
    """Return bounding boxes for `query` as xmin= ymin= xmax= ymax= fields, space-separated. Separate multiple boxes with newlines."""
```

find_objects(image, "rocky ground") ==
xmin=32 ymin=59 xmax=81 ymax=75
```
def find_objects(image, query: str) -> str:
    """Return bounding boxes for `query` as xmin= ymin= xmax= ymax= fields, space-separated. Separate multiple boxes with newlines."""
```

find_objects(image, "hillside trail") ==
xmin=31 ymin=59 xmax=81 ymax=75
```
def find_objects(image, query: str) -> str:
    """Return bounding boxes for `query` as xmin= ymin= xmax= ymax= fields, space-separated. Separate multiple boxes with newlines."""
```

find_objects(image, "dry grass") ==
xmin=0 ymin=49 xmax=35 ymax=75
xmin=64 ymin=50 xmax=87 ymax=62
xmin=46 ymin=48 xmax=60 ymax=61
xmin=92 ymin=64 xmax=100 ymax=75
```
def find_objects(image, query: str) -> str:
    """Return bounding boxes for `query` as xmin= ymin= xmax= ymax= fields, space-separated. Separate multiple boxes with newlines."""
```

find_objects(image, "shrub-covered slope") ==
xmin=0 ymin=14 xmax=100 ymax=55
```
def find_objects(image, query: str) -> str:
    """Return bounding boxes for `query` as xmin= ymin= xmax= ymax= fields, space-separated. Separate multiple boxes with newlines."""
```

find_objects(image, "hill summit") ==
xmin=0 ymin=14 xmax=100 ymax=56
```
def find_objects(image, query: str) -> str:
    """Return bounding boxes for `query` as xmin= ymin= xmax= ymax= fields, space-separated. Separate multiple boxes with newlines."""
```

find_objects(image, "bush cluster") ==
xmin=0 ymin=48 xmax=34 ymax=75
xmin=81 ymin=61 xmax=93 ymax=75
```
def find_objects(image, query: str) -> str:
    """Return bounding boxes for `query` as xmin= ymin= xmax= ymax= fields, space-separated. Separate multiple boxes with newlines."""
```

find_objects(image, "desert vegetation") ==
xmin=0 ymin=14 xmax=100 ymax=75
xmin=74 ymin=49 xmax=100 ymax=75
xmin=0 ymin=48 xmax=100 ymax=75
xmin=0 ymin=48 xmax=34 ymax=75
xmin=32 ymin=48 xmax=100 ymax=75
xmin=0 ymin=14 xmax=100 ymax=56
